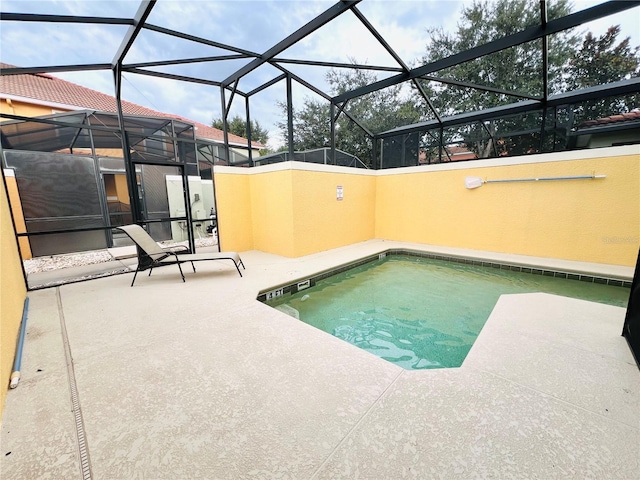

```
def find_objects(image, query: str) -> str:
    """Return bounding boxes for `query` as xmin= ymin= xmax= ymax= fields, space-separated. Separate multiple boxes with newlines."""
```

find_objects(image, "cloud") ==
xmin=1 ymin=0 xmax=137 ymax=17
xmin=357 ymin=0 xmax=462 ymax=64
xmin=2 ymin=0 xmax=636 ymax=150
xmin=57 ymin=70 xmax=116 ymax=97
xmin=572 ymin=1 xmax=640 ymax=45
xmin=1 ymin=21 xmax=129 ymax=65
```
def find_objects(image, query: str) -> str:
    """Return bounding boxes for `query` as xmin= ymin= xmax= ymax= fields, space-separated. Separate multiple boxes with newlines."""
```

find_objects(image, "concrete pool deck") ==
xmin=1 ymin=240 xmax=638 ymax=479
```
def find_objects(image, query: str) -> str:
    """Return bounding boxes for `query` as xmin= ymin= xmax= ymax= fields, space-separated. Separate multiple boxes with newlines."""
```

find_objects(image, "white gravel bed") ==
xmin=23 ymin=251 xmax=114 ymax=274
xmin=29 ymin=268 xmax=132 ymax=289
xmin=23 ymin=236 xmax=217 ymax=274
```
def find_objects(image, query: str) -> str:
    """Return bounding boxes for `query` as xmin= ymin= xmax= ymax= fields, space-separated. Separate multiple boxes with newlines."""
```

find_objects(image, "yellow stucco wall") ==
xmin=290 ymin=169 xmax=376 ymax=257
xmin=215 ymin=148 xmax=638 ymax=266
xmin=215 ymin=165 xmax=378 ymax=258
xmin=114 ymin=174 xmax=129 ymax=204
xmin=104 ymin=174 xmax=130 ymax=205
xmin=215 ymin=169 xmax=254 ymax=253
xmin=1 ymin=98 xmax=61 ymax=120
xmin=1 ymin=172 xmax=28 ymax=414
xmin=249 ymin=169 xmax=295 ymax=257
xmin=3 ymin=172 xmax=32 ymax=259
xmin=376 ymin=152 xmax=639 ymax=266
xmin=104 ymin=175 xmax=117 ymax=199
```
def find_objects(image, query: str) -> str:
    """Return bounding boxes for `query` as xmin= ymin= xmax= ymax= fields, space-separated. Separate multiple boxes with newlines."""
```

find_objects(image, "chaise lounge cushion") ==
xmin=116 ymin=224 xmax=245 ymax=286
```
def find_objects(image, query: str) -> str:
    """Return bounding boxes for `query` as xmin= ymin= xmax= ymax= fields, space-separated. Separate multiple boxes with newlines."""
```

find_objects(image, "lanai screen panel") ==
xmin=3 ymin=150 xmax=107 ymax=256
xmin=138 ymin=164 xmax=180 ymax=242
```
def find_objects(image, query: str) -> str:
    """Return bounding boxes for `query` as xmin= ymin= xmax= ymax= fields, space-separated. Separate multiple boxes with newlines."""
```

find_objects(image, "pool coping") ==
xmin=257 ymin=247 xmax=632 ymax=302
xmin=3 ymin=243 xmax=638 ymax=479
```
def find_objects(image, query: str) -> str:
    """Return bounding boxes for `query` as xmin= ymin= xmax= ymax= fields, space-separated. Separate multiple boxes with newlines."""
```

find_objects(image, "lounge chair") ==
xmin=117 ymin=224 xmax=245 ymax=286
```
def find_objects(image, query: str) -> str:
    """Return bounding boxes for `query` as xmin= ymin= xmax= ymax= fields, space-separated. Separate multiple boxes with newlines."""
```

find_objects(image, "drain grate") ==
xmin=57 ymin=288 xmax=92 ymax=480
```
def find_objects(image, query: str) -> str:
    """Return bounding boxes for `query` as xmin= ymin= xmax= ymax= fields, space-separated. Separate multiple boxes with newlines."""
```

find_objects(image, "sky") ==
xmin=1 ymin=0 xmax=639 ymax=149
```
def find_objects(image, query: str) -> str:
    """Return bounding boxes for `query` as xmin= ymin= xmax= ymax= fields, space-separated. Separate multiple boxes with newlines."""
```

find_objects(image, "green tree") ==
xmin=416 ymin=0 xmax=578 ymax=158
xmin=567 ymin=26 xmax=639 ymax=89
xmin=277 ymin=98 xmax=331 ymax=151
xmin=419 ymin=0 xmax=577 ymax=114
xmin=211 ymin=114 xmax=269 ymax=146
xmin=565 ymin=25 xmax=640 ymax=122
xmin=277 ymin=67 xmax=420 ymax=167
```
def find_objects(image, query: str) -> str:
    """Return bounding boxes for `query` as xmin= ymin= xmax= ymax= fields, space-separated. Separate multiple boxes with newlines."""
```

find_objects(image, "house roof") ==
xmin=444 ymin=145 xmax=477 ymax=161
xmin=0 ymin=63 xmax=263 ymax=148
xmin=419 ymin=145 xmax=477 ymax=163
xmin=579 ymin=109 xmax=640 ymax=128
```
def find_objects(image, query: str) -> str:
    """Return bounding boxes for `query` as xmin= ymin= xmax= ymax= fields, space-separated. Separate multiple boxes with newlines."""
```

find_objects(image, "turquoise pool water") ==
xmin=266 ymin=255 xmax=630 ymax=370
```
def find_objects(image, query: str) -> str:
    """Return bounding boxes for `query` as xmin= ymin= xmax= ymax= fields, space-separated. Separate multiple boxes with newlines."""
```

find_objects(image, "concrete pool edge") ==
xmin=256 ymin=246 xmax=633 ymax=302
xmin=460 ymin=292 xmax=638 ymax=427
xmin=2 ymin=243 xmax=638 ymax=479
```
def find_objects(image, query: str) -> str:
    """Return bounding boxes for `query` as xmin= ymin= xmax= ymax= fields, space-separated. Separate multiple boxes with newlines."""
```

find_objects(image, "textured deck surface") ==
xmin=2 ymin=240 xmax=638 ymax=479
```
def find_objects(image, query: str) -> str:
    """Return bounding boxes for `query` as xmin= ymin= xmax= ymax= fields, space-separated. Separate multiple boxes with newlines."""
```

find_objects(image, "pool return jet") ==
xmin=464 ymin=173 xmax=606 ymax=189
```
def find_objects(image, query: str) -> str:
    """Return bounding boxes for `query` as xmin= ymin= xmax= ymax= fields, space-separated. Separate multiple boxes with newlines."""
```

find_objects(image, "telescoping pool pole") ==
xmin=465 ymin=174 xmax=606 ymax=189
xmin=10 ymin=297 xmax=30 ymax=389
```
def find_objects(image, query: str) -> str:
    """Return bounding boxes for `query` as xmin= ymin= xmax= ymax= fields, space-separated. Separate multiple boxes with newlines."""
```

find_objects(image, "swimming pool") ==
xmin=263 ymin=252 xmax=630 ymax=370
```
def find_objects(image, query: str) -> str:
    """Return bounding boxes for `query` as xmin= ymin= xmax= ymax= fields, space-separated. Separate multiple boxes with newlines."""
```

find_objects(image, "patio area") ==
xmin=1 ymin=240 xmax=638 ymax=479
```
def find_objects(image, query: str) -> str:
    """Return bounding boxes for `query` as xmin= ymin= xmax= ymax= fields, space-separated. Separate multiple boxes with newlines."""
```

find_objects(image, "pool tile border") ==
xmin=256 ymin=249 xmax=632 ymax=302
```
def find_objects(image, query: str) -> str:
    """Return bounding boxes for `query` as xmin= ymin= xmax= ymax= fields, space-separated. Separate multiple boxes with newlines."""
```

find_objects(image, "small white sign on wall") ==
xmin=336 ymin=185 xmax=344 ymax=201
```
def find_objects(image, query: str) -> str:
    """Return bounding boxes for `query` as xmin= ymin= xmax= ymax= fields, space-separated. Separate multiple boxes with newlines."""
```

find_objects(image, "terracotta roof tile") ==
xmin=578 ymin=109 xmax=640 ymax=128
xmin=0 ymin=63 xmax=263 ymax=148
